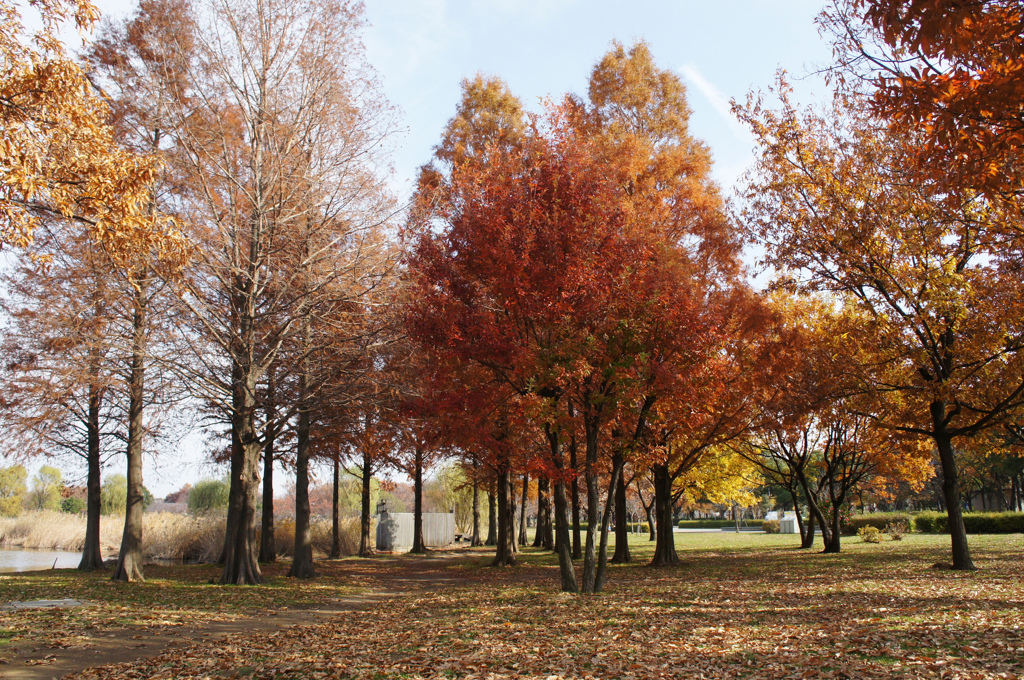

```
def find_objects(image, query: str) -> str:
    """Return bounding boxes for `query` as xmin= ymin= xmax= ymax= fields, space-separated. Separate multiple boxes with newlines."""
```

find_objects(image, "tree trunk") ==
xmin=410 ymin=446 xmax=427 ymax=554
xmin=518 ymin=473 xmax=528 ymax=546
xmin=797 ymin=469 xmax=832 ymax=552
xmin=220 ymin=364 xmax=264 ymax=585
xmin=532 ymin=476 xmax=547 ymax=548
xmin=553 ymin=480 xmax=579 ymax=593
xmin=288 ymin=376 xmax=315 ymax=578
xmin=793 ymin=492 xmax=815 ymax=550
xmin=637 ymin=478 xmax=655 ymax=542
xmin=932 ymin=401 xmax=976 ymax=570
xmin=509 ymin=471 xmax=518 ymax=554
xmin=650 ymin=463 xmax=679 ymax=567
xmin=330 ymin=456 xmax=341 ymax=559
xmin=113 ymin=283 xmax=147 ymax=583
xmin=471 ymin=455 xmax=482 ymax=547
xmin=823 ymin=509 xmax=842 ymax=554
xmin=79 ymin=375 xmax=104 ymax=571
xmin=570 ymin=430 xmax=582 ymax=560
xmin=486 ymin=487 xmax=497 ymax=546
xmin=802 ymin=509 xmax=816 ymax=549
xmin=581 ymin=415 xmax=600 ymax=594
xmin=359 ymin=448 xmax=373 ymax=556
xmin=537 ymin=479 xmax=549 ymax=549
xmin=594 ymin=455 xmax=623 ymax=593
xmin=545 ymin=423 xmax=578 ymax=593
xmin=258 ymin=371 xmax=276 ymax=563
xmin=492 ymin=468 xmax=516 ymax=566
xmin=610 ymin=460 xmax=630 ymax=563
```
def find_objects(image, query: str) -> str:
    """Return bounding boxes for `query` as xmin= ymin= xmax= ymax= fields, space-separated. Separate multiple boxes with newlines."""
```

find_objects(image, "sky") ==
xmin=52 ymin=0 xmax=836 ymax=497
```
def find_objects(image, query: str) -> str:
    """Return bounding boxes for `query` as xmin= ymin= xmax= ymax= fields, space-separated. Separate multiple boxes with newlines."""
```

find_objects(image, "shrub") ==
xmin=885 ymin=519 xmax=909 ymax=540
xmin=188 ymin=478 xmax=230 ymax=514
xmin=763 ymin=519 xmax=780 ymax=534
xmin=842 ymin=512 xmax=914 ymax=535
xmin=60 ymin=496 xmax=86 ymax=514
xmin=858 ymin=525 xmax=882 ymax=543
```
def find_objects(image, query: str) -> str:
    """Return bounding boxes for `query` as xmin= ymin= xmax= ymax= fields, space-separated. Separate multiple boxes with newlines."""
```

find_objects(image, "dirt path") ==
xmin=1 ymin=552 xmax=477 ymax=680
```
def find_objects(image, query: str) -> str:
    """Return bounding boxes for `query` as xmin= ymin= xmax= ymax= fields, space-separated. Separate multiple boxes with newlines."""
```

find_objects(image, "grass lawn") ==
xmin=2 ymin=531 xmax=1022 ymax=678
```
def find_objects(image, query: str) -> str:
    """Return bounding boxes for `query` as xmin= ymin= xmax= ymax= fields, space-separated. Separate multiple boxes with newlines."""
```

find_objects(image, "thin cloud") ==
xmin=679 ymin=63 xmax=750 ymax=142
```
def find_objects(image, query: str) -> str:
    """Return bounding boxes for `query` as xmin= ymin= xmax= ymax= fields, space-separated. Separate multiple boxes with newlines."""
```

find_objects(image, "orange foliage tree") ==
xmin=828 ymin=0 xmax=1024 ymax=205
xmin=408 ymin=43 xmax=753 ymax=593
xmin=738 ymin=81 xmax=1024 ymax=570
xmin=0 ymin=0 xmax=186 ymax=262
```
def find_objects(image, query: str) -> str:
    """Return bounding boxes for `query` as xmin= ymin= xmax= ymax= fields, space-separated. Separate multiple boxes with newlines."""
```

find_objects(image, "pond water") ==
xmin=0 ymin=549 xmax=81 ymax=573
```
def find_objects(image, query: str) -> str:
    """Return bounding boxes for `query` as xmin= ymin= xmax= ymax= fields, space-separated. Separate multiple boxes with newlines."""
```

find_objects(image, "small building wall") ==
xmin=376 ymin=512 xmax=455 ymax=551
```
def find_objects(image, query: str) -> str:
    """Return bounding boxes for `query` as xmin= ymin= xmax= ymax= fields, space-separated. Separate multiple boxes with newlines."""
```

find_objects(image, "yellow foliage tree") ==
xmin=676 ymin=447 xmax=759 ymax=508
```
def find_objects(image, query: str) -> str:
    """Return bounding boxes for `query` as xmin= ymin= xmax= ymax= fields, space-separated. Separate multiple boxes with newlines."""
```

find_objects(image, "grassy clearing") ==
xmin=5 ymin=531 xmax=1024 ymax=678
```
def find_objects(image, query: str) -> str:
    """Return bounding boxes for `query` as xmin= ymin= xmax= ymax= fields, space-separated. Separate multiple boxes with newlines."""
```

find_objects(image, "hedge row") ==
xmin=914 ymin=511 xmax=1024 ymax=534
xmin=677 ymin=519 xmax=738 ymax=529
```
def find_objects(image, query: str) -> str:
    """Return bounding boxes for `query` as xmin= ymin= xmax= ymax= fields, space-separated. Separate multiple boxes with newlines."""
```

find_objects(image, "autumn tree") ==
xmin=409 ymin=43 xmax=752 ymax=593
xmin=77 ymin=0 xmax=198 ymax=582
xmin=738 ymin=81 xmax=1024 ymax=570
xmin=0 ymin=232 xmax=120 ymax=569
xmin=583 ymin=42 xmax=756 ymax=574
xmin=407 ymin=73 xmax=530 ymax=569
xmin=156 ymin=0 xmax=396 ymax=584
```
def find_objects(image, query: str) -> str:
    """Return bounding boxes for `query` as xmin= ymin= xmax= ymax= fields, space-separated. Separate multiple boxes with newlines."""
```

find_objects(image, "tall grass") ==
xmin=0 ymin=510 xmax=122 ymax=552
xmin=0 ymin=510 xmax=360 ymax=562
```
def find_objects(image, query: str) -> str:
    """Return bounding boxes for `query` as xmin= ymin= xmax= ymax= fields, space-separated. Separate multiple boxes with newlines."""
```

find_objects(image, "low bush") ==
xmin=842 ymin=512 xmax=914 ymax=535
xmin=858 ymin=525 xmax=882 ymax=543
xmin=187 ymin=478 xmax=230 ymax=514
xmin=914 ymin=511 xmax=1024 ymax=534
xmin=763 ymin=520 xmax=780 ymax=534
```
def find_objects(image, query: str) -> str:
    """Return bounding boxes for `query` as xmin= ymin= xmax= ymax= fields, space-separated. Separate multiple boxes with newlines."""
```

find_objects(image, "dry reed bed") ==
xmin=0 ymin=510 xmax=359 ymax=561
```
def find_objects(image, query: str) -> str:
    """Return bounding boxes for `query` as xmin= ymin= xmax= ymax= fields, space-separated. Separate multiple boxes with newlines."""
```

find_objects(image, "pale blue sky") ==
xmin=361 ymin=0 xmax=833 ymax=194
xmin=79 ymin=0 xmax=834 ymax=495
